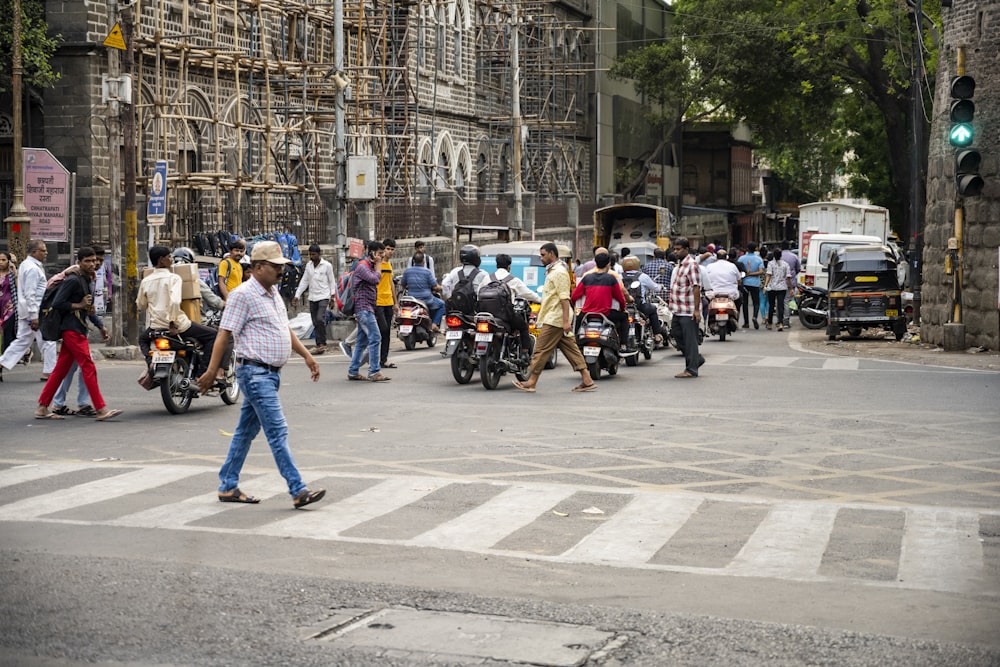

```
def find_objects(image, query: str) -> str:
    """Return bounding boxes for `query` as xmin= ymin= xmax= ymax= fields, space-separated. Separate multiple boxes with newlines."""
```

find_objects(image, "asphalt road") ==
xmin=1 ymin=324 xmax=998 ymax=666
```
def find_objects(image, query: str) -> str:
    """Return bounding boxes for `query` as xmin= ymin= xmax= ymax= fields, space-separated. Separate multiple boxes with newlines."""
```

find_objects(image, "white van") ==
xmin=801 ymin=234 xmax=884 ymax=290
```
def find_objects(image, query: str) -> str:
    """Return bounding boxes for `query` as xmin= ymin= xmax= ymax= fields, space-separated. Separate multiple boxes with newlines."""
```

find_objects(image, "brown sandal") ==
xmin=218 ymin=488 xmax=261 ymax=504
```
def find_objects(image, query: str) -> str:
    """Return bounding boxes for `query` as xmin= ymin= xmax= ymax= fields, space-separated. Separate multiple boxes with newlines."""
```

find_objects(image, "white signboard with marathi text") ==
xmin=23 ymin=148 xmax=70 ymax=242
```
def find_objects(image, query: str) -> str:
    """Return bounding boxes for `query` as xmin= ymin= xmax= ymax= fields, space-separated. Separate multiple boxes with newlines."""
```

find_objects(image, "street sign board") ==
xmin=147 ymin=160 xmax=168 ymax=225
xmin=347 ymin=237 xmax=365 ymax=259
xmin=104 ymin=22 xmax=127 ymax=50
xmin=23 ymin=148 xmax=70 ymax=242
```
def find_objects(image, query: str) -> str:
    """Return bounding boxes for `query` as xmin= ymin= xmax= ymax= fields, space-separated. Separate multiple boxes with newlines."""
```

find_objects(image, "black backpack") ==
xmin=446 ymin=267 xmax=480 ymax=315
xmin=478 ymin=272 xmax=515 ymax=321
xmin=39 ymin=274 xmax=87 ymax=342
xmin=623 ymin=270 xmax=645 ymax=304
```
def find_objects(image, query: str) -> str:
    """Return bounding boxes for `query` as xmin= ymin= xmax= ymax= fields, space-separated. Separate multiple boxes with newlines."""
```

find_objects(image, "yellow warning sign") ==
xmin=104 ymin=22 xmax=126 ymax=50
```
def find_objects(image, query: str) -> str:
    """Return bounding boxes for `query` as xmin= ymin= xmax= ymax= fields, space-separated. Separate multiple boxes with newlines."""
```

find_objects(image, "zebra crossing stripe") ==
xmin=751 ymin=356 xmax=798 ymax=367
xmin=560 ymin=493 xmax=703 ymax=564
xmin=821 ymin=357 xmax=859 ymax=371
xmin=726 ymin=503 xmax=840 ymax=579
xmin=408 ymin=484 xmax=575 ymax=551
xmin=254 ymin=476 xmax=445 ymax=540
xmin=0 ymin=466 xmax=204 ymax=521
xmin=111 ymin=474 xmax=292 ymax=529
xmin=898 ymin=508 xmax=985 ymax=594
xmin=0 ymin=462 xmax=97 ymax=490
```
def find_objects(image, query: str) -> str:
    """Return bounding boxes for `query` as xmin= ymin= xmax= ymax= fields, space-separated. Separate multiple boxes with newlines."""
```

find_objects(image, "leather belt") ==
xmin=236 ymin=357 xmax=282 ymax=373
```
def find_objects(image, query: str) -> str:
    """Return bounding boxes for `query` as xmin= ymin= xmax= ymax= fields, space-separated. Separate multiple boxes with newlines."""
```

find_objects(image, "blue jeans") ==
xmin=349 ymin=309 xmax=381 ymax=376
xmin=218 ymin=365 xmax=305 ymax=498
xmin=53 ymin=362 xmax=92 ymax=408
xmin=424 ymin=295 xmax=446 ymax=326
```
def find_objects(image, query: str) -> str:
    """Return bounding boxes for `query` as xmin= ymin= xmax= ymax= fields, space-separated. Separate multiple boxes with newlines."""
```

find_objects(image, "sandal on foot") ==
xmin=95 ymin=408 xmax=123 ymax=421
xmin=313 ymin=346 xmax=326 ymax=355
xmin=572 ymin=383 xmax=597 ymax=392
xmin=75 ymin=405 xmax=98 ymax=417
xmin=293 ymin=488 xmax=326 ymax=509
xmin=368 ymin=372 xmax=391 ymax=382
xmin=674 ymin=371 xmax=697 ymax=378
xmin=512 ymin=380 xmax=536 ymax=393
xmin=52 ymin=405 xmax=77 ymax=417
xmin=34 ymin=411 xmax=65 ymax=420
xmin=347 ymin=374 xmax=368 ymax=381
xmin=218 ymin=488 xmax=261 ymax=504
xmin=382 ymin=362 xmax=398 ymax=369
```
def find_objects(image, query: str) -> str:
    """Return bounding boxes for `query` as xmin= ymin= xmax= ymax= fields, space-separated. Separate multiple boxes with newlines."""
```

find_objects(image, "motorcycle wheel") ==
xmin=642 ymin=344 xmax=652 ymax=360
xmin=427 ymin=332 xmax=437 ymax=348
xmin=160 ymin=356 xmax=193 ymax=415
xmin=544 ymin=350 xmax=557 ymax=369
xmin=848 ymin=326 xmax=863 ymax=338
xmin=514 ymin=338 xmax=534 ymax=382
xmin=625 ymin=352 xmax=638 ymax=367
xmin=479 ymin=350 xmax=503 ymax=390
xmin=719 ymin=328 xmax=727 ymax=342
xmin=798 ymin=297 xmax=827 ymax=329
xmin=220 ymin=351 xmax=240 ymax=405
xmin=607 ymin=361 xmax=618 ymax=376
xmin=450 ymin=341 xmax=476 ymax=384
xmin=587 ymin=360 xmax=601 ymax=381
xmin=402 ymin=334 xmax=416 ymax=351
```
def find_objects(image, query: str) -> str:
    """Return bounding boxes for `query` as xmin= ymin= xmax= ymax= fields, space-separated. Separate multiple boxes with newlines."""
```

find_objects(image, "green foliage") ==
xmin=608 ymin=0 xmax=939 ymax=223
xmin=0 ymin=0 xmax=62 ymax=94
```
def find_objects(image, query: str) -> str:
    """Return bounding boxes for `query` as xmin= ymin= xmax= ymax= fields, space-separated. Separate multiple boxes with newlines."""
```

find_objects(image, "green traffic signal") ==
xmin=949 ymin=123 xmax=974 ymax=147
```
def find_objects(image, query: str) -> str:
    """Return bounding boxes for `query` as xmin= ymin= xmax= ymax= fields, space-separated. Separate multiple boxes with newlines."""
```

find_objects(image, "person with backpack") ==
xmin=217 ymin=239 xmax=245 ymax=300
xmin=0 ymin=239 xmax=57 ymax=381
xmin=34 ymin=247 xmax=121 ymax=421
xmin=478 ymin=252 xmax=539 ymax=361
xmin=441 ymin=244 xmax=489 ymax=314
xmin=621 ymin=256 xmax=665 ymax=344
xmin=346 ymin=240 xmax=390 ymax=382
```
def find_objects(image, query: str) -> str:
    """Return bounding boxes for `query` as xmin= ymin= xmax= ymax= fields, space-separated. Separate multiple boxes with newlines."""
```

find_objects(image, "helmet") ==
xmin=459 ymin=244 xmax=481 ymax=267
xmin=172 ymin=247 xmax=196 ymax=265
xmin=622 ymin=256 xmax=641 ymax=271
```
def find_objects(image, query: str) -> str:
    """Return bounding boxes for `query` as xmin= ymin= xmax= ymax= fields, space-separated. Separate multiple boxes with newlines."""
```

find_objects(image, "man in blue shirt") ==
xmin=737 ymin=242 xmax=764 ymax=329
xmin=780 ymin=240 xmax=801 ymax=328
xmin=399 ymin=252 xmax=444 ymax=329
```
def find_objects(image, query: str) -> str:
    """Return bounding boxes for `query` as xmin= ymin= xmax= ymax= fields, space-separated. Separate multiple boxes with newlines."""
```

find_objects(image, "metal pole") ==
xmin=511 ymin=5 xmax=524 ymax=241
xmin=123 ymin=6 xmax=139 ymax=344
xmin=107 ymin=1 xmax=125 ymax=345
xmin=909 ymin=0 xmax=926 ymax=323
xmin=333 ymin=0 xmax=346 ymax=274
xmin=3 ymin=0 xmax=31 ymax=260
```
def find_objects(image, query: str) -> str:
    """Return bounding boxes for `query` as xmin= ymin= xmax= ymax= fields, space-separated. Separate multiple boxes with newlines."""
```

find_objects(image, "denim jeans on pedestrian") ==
xmin=217 ymin=365 xmax=306 ymax=498
xmin=53 ymin=362 xmax=92 ymax=408
xmin=348 ymin=309 xmax=381 ymax=377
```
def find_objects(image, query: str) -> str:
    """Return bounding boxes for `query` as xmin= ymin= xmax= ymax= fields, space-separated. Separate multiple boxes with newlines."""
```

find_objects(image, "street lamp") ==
xmin=3 ymin=0 xmax=31 ymax=260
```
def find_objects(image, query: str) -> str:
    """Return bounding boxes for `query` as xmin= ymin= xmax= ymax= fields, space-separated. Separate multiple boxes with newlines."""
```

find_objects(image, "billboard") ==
xmin=23 ymin=148 xmax=70 ymax=242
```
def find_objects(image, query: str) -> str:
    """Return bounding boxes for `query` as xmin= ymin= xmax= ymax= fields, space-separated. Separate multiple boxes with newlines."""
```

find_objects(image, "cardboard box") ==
xmin=180 ymin=298 xmax=201 ymax=324
xmin=181 ymin=280 xmax=200 ymax=299
xmin=142 ymin=267 xmax=154 ymax=279
xmin=171 ymin=263 xmax=199 ymax=283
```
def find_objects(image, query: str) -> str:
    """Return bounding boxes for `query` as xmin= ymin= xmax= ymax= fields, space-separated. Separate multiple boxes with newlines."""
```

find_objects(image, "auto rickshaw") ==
xmin=825 ymin=245 xmax=907 ymax=341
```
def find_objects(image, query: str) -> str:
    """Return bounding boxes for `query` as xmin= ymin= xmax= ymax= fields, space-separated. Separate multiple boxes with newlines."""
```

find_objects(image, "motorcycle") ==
xmin=472 ymin=298 xmax=534 ymax=390
xmin=395 ymin=294 xmax=438 ymax=350
xmin=622 ymin=304 xmax=654 ymax=367
xmin=146 ymin=330 xmax=240 ymax=414
xmin=574 ymin=312 xmax=620 ymax=381
xmin=707 ymin=294 xmax=739 ymax=341
xmin=441 ymin=310 xmax=478 ymax=384
xmin=797 ymin=283 xmax=829 ymax=330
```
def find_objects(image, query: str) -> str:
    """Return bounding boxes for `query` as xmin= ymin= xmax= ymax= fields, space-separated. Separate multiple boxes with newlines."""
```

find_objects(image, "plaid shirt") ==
xmin=219 ymin=275 xmax=292 ymax=367
xmin=642 ymin=258 xmax=672 ymax=292
xmin=668 ymin=254 xmax=700 ymax=317
xmin=350 ymin=258 xmax=380 ymax=313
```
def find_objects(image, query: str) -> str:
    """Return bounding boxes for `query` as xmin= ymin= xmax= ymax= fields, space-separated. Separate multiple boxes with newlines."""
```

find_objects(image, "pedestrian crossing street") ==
xmin=3 ymin=461 xmax=997 ymax=596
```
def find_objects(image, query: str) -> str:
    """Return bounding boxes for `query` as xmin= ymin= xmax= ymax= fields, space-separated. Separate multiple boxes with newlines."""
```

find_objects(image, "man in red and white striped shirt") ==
xmin=667 ymin=237 xmax=704 ymax=378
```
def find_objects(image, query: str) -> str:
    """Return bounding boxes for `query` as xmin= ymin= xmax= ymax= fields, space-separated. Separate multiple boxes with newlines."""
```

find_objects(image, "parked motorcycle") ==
xmin=796 ymin=283 xmax=829 ymax=330
xmin=707 ymin=294 xmax=740 ymax=341
xmin=146 ymin=331 xmax=239 ymax=414
xmin=575 ymin=312 xmax=620 ymax=381
xmin=472 ymin=298 xmax=534 ymax=389
xmin=396 ymin=294 xmax=438 ymax=350
xmin=442 ymin=311 xmax=478 ymax=384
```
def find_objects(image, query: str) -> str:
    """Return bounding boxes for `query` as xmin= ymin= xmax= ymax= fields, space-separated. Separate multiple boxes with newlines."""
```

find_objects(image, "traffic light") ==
xmin=949 ymin=75 xmax=983 ymax=196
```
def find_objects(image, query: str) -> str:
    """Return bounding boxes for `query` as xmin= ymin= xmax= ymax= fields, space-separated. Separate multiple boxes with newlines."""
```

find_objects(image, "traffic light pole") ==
xmin=950 ymin=46 xmax=968 ymax=326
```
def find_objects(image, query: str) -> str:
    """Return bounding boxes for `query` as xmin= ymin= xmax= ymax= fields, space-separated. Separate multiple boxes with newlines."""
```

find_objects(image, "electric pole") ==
xmin=3 ymin=0 xmax=31 ymax=259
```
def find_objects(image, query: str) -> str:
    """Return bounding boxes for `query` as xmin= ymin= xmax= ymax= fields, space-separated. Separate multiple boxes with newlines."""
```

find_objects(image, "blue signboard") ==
xmin=146 ymin=160 xmax=168 ymax=225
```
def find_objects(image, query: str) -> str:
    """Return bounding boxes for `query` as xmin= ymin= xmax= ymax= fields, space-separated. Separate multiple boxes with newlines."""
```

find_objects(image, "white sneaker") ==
xmin=338 ymin=341 xmax=352 ymax=358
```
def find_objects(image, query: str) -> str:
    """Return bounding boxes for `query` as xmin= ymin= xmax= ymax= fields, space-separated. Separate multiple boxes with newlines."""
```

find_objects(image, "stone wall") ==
xmin=922 ymin=1 xmax=1000 ymax=350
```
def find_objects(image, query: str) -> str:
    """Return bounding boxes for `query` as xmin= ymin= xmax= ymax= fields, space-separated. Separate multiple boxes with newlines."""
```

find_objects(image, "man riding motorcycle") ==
xmin=490 ymin=252 xmax=540 ymax=362
xmin=171 ymin=247 xmax=225 ymax=318
xmin=136 ymin=245 xmax=221 ymax=378
xmin=571 ymin=250 xmax=630 ymax=346
xmin=621 ymin=256 xmax=665 ymax=345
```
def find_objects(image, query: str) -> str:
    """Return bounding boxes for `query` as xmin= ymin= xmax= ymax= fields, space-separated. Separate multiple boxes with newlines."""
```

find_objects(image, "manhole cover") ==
xmin=308 ymin=607 xmax=618 ymax=666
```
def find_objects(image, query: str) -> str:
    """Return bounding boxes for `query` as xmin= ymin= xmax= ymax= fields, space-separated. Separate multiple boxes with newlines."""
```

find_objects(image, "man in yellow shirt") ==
xmin=218 ymin=239 xmax=245 ymax=300
xmin=375 ymin=238 xmax=399 ymax=369
xmin=512 ymin=242 xmax=594 ymax=393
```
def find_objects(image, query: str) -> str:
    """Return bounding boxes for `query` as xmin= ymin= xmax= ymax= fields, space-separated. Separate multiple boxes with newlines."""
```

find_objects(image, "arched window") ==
xmin=476 ymin=152 xmax=488 ymax=200
xmin=452 ymin=1 xmax=464 ymax=75
xmin=436 ymin=3 xmax=447 ymax=71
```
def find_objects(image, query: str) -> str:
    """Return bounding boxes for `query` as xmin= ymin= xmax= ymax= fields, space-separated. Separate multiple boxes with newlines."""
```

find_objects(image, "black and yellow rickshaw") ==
xmin=826 ymin=245 xmax=907 ymax=341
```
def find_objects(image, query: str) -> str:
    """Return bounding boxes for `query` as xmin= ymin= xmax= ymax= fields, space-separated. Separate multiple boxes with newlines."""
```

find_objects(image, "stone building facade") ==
xmin=922 ymin=1 xmax=999 ymax=350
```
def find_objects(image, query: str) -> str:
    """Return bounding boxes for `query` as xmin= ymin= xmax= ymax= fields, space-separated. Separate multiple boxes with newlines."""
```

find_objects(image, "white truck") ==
xmin=797 ymin=201 xmax=890 ymax=264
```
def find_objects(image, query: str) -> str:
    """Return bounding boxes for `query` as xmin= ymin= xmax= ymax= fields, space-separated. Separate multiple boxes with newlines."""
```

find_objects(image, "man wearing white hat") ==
xmin=197 ymin=240 xmax=326 ymax=509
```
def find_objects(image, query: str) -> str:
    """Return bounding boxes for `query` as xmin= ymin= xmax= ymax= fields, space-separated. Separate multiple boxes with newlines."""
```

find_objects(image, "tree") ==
xmin=610 ymin=0 xmax=939 ymax=235
xmin=0 ymin=0 xmax=62 ymax=94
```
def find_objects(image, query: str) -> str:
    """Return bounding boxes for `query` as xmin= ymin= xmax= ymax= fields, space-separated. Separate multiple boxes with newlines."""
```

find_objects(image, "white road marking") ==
xmin=898 ymin=508 xmax=986 ymax=594
xmin=0 ymin=462 xmax=97 ymax=489
xmin=726 ymin=503 xmax=840 ymax=579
